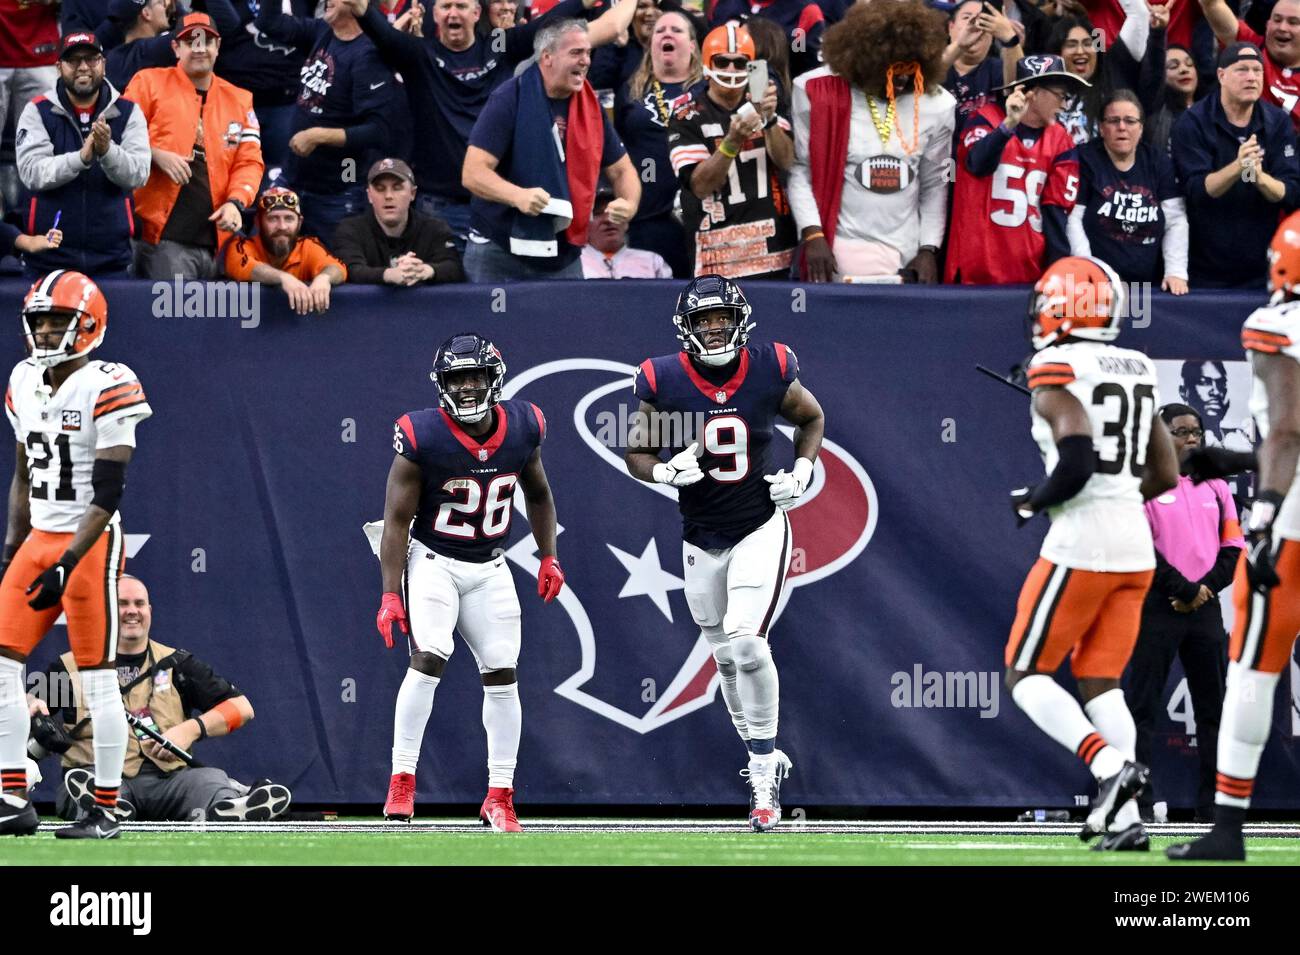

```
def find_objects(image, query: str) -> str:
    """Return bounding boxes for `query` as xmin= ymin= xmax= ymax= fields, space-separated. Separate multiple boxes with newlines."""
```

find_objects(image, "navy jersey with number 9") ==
xmin=634 ymin=342 xmax=798 ymax=549
xmin=393 ymin=399 xmax=546 ymax=562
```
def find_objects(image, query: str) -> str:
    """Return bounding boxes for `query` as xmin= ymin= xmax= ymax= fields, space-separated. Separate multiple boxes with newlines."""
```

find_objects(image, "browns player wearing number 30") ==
xmin=625 ymin=275 xmax=825 ymax=832
xmin=1005 ymin=256 xmax=1178 ymax=851
xmin=376 ymin=334 xmax=562 ymax=832
xmin=0 ymin=271 xmax=152 ymax=841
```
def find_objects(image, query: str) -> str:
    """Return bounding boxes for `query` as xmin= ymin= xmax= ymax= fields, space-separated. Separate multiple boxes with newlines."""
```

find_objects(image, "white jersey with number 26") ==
xmin=1027 ymin=343 xmax=1160 ymax=572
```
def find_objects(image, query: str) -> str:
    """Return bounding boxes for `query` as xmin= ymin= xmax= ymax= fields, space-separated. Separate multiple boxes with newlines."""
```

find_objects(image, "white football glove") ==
xmin=653 ymin=442 xmax=704 ymax=487
xmin=765 ymin=457 xmax=814 ymax=510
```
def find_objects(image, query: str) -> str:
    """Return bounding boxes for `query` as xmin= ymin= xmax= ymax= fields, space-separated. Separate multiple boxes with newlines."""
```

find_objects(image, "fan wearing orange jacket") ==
xmin=124 ymin=14 xmax=264 ymax=280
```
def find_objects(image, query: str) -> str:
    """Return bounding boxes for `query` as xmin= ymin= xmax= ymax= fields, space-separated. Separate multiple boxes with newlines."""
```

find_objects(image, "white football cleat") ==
xmin=742 ymin=749 xmax=793 ymax=832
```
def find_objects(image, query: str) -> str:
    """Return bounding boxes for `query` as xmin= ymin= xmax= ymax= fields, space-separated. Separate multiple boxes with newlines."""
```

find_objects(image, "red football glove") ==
xmin=537 ymin=555 xmax=565 ymax=603
xmin=377 ymin=592 xmax=409 ymax=649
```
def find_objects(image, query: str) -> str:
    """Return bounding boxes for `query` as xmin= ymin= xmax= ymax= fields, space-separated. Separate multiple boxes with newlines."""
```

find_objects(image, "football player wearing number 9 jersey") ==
xmin=0 ymin=271 xmax=152 ymax=841
xmin=375 ymin=334 xmax=563 ymax=832
xmin=625 ymin=275 xmax=825 ymax=832
xmin=1005 ymin=256 xmax=1178 ymax=851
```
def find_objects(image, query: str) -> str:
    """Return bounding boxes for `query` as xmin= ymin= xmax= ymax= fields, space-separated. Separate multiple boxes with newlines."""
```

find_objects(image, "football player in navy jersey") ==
xmin=375 ymin=333 xmax=564 ymax=831
xmin=625 ymin=274 xmax=824 ymax=831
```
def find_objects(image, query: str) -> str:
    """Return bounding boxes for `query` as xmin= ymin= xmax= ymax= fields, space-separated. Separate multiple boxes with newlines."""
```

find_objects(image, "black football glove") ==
xmin=26 ymin=553 xmax=78 ymax=611
xmin=1245 ymin=491 xmax=1284 ymax=594
xmin=1184 ymin=446 xmax=1258 ymax=485
xmin=1010 ymin=485 xmax=1037 ymax=528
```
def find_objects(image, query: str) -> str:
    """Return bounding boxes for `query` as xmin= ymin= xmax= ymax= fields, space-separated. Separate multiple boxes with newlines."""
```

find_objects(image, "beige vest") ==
xmin=61 ymin=640 xmax=187 ymax=776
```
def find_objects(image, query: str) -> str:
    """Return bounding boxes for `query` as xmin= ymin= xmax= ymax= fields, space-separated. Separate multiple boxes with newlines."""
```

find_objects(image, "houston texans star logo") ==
xmin=502 ymin=359 xmax=878 ymax=734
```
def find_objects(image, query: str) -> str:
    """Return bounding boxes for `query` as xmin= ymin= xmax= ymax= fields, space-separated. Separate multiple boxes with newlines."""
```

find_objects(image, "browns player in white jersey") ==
xmin=1169 ymin=212 xmax=1300 ymax=860
xmin=1005 ymin=256 xmax=1178 ymax=851
xmin=0 ymin=271 xmax=152 ymax=840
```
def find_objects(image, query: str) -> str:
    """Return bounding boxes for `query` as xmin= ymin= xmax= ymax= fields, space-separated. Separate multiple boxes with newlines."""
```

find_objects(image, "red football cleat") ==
xmin=479 ymin=787 xmax=523 ymax=832
xmin=384 ymin=772 xmax=416 ymax=821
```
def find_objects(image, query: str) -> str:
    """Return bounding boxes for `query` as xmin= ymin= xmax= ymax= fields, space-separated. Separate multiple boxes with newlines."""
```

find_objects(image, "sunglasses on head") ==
xmin=259 ymin=191 xmax=300 ymax=214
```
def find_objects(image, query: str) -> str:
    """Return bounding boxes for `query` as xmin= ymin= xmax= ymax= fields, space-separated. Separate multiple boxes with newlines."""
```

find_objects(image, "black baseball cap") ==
xmin=1218 ymin=41 xmax=1263 ymax=69
xmin=995 ymin=54 xmax=1092 ymax=92
xmin=59 ymin=32 xmax=103 ymax=59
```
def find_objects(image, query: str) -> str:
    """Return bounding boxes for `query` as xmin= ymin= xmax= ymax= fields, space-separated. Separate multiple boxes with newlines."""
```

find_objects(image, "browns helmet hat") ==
xmin=1027 ymin=255 xmax=1126 ymax=351
xmin=702 ymin=23 xmax=754 ymax=89
xmin=674 ymin=274 xmax=755 ymax=366
xmin=431 ymin=333 xmax=507 ymax=423
xmin=1267 ymin=210 xmax=1300 ymax=302
xmin=21 ymin=270 xmax=109 ymax=368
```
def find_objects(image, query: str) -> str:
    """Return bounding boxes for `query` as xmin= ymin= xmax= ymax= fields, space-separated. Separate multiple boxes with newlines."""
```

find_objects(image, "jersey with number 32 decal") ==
xmin=5 ymin=359 xmax=151 ymax=534
xmin=945 ymin=104 xmax=1079 ymax=284
xmin=635 ymin=342 xmax=798 ymax=549
xmin=1027 ymin=343 xmax=1159 ymax=572
xmin=393 ymin=399 xmax=545 ymax=562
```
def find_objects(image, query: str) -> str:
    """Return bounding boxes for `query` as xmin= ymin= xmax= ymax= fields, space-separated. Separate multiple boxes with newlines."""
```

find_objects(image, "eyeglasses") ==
xmin=1170 ymin=427 xmax=1205 ymax=438
xmin=258 ymin=191 xmax=300 ymax=214
xmin=63 ymin=54 xmax=103 ymax=68
xmin=1101 ymin=116 xmax=1142 ymax=127
xmin=713 ymin=56 xmax=749 ymax=70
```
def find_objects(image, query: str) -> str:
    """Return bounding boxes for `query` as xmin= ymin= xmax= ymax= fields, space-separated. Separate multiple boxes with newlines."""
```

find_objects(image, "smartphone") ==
xmin=747 ymin=59 xmax=769 ymax=103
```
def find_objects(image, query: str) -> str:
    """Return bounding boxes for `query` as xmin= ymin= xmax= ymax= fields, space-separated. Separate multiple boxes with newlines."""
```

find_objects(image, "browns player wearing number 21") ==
xmin=0 ymin=271 xmax=152 ymax=841
xmin=375 ymin=334 xmax=562 ymax=832
xmin=625 ymin=275 xmax=825 ymax=832
xmin=1005 ymin=256 xmax=1178 ymax=852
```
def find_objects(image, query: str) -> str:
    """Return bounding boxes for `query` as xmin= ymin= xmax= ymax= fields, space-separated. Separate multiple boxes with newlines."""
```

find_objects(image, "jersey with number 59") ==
xmin=634 ymin=341 xmax=798 ymax=549
xmin=5 ymin=359 xmax=151 ymax=534
xmin=1027 ymin=342 xmax=1159 ymax=572
xmin=393 ymin=399 xmax=545 ymax=562
xmin=945 ymin=104 xmax=1079 ymax=285
xmin=1243 ymin=299 xmax=1300 ymax=539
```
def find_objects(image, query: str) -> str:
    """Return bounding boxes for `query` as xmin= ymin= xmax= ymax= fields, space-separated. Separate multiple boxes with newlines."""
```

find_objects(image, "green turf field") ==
xmin=3 ymin=823 xmax=1298 ymax=865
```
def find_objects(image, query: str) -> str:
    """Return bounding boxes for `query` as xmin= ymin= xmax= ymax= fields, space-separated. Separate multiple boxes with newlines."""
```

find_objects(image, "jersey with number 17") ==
xmin=946 ymin=104 xmax=1079 ymax=285
xmin=393 ymin=400 xmax=545 ymax=563
xmin=634 ymin=342 xmax=798 ymax=550
xmin=1026 ymin=343 xmax=1159 ymax=573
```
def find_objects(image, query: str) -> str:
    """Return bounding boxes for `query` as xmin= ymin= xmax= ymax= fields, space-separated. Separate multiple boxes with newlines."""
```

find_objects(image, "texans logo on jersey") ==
xmin=499 ymin=359 xmax=877 ymax=733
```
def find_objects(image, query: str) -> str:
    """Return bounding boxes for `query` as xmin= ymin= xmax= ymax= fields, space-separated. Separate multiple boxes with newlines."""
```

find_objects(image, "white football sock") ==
xmin=391 ymin=669 xmax=439 ymax=775
xmin=1012 ymin=675 xmax=1123 ymax=779
xmin=1214 ymin=662 xmax=1279 ymax=809
xmin=80 ymin=667 xmax=127 ymax=790
xmin=1085 ymin=688 xmax=1140 ymax=829
xmin=482 ymin=683 xmax=521 ymax=789
xmin=710 ymin=641 xmax=751 ymax=747
xmin=0 ymin=657 xmax=29 ymax=783
xmin=732 ymin=636 xmax=779 ymax=742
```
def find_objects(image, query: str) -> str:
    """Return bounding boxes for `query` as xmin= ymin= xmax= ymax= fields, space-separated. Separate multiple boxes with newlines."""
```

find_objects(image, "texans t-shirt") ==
xmin=1077 ymin=138 xmax=1179 ymax=283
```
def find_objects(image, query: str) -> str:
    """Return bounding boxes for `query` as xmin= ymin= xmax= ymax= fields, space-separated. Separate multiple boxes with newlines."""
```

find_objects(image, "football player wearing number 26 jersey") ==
xmin=626 ymin=275 xmax=825 ymax=832
xmin=0 ymin=271 xmax=152 ymax=842
xmin=375 ymin=334 xmax=563 ymax=832
xmin=1005 ymin=256 xmax=1178 ymax=851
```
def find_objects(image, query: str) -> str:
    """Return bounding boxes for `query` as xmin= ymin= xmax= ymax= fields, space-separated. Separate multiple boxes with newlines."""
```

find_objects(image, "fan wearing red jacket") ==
xmin=946 ymin=55 xmax=1087 ymax=285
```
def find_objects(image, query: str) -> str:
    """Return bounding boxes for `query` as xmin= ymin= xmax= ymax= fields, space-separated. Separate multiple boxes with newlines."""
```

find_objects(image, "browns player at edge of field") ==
xmin=0 ymin=270 xmax=152 ymax=841
xmin=375 ymin=334 xmax=563 ymax=832
xmin=1005 ymin=256 xmax=1178 ymax=851
xmin=1168 ymin=211 xmax=1300 ymax=861
xmin=625 ymin=274 xmax=824 ymax=832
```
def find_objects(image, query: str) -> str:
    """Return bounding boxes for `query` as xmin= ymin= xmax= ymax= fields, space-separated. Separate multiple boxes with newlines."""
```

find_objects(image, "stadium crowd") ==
xmin=1 ymin=0 xmax=1297 ymax=302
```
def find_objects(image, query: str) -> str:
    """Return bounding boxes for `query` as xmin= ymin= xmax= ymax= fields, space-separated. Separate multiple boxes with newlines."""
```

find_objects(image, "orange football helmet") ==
xmin=702 ymin=23 xmax=754 ymax=89
xmin=1028 ymin=255 xmax=1126 ymax=351
xmin=21 ymin=270 xmax=108 ymax=368
xmin=1267 ymin=210 xmax=1300 ymax=302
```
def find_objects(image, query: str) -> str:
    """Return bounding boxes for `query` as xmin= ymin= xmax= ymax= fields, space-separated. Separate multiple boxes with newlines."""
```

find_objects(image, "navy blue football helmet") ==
xmin=673 ymin=274 xmax=755 ymax=366
xmin=431 ymin=333 xmax=506 ymax=423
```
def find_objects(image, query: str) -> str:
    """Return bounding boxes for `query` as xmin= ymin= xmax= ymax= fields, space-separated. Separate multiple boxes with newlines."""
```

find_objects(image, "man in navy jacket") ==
xmin=14 ymin=32 xmax=151 ymax=277
xmin=1172 ymin=42 xmax=1300 ymax=288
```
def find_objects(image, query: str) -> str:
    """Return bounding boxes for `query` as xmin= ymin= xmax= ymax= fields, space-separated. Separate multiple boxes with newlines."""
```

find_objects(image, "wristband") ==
xmin=193 ymin=717 xmax=208 ymax=740
xmin=719 ymin=139 xmax=739 ymax=158
xmin=762 ymin=113 xmax=777 ymax=129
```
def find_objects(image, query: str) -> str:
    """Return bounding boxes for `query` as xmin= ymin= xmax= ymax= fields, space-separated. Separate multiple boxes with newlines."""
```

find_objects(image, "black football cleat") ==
xmin=1166 ymin=827 xmax=1246 ymax=861
xmin=64 ymin=768 xmax=135 ymax=821
xmin=1080 ymin=761 xmax=1151 ymax=841
xmin=55 ymin=804 xmax=120 ymax=840
xmin=1090 ymin=823 xmax=1150 ymax=851
xmin=0 ymin=792 xmax=39 ymax=836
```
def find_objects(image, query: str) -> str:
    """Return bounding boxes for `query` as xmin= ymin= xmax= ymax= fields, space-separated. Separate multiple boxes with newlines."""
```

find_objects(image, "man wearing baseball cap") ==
xmin=1170 ymin=41 xmax=1300 ymax=288
xmin=946 ymin=54 xmax=1088 ymax=284
xmin=14 ymin=29 xmax=151 ymax=276
xmin=125 ymin=11 xmax=265 ymax=279
xmin=332 ymin=158 xmax=465 ymax=285
xmin=99 ymin=0 xmax=239 ymax=92
xmin=1200 ymin=0 xmax=1300 ymax=132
